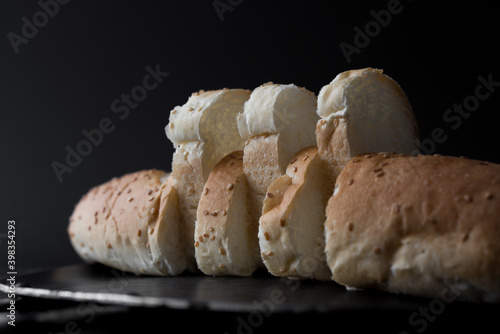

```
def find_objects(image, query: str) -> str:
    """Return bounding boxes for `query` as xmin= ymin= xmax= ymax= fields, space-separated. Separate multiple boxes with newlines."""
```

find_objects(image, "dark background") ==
xmin=1 ymin=0 xmax=499 ymax=279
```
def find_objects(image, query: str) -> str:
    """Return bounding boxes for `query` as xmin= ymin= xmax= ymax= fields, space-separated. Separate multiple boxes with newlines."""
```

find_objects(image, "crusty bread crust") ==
xmin=259 ymin=146 xmax=331 ymax=280
xmin=325 ymin=153 xmax=500 ymax=302
xmin=68 ymin=170 xmax=188 ymax=276
xmin=195 ymin=151 xmax=260 ymax=276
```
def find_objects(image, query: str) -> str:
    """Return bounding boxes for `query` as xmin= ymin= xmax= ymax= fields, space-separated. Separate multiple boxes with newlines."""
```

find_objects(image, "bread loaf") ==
xmin=259 ymin=68 xmax=420 ymax=280
xmin=325 ymin=153 xmax=500 ymax=302
xmin=68 ymin=170 xmax=188 ymax=276
xmin=166 ymin=89 xmax=251 ymax=270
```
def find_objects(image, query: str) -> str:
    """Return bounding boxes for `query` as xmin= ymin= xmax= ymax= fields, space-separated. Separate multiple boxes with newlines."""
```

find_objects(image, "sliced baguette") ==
xmin=237 ymin=83 xmax=319 ymax=233
xmin=259 ymin=68 xmax=420 ymax=279
xmin=196 ymin=83 xmax=319 ymax=276
xmin=166 ymin=89 xmax=251 ymax=270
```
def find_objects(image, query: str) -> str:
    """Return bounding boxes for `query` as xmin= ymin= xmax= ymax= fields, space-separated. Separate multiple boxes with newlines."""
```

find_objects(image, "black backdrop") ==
xmin=1 ymin=0 xmax=499 ymax=274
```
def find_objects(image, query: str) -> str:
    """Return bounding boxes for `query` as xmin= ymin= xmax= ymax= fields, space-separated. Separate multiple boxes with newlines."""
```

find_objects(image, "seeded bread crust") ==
xmin=325 ymin=153 xmax=500 ymax=302
xmin=259 ymin=146 xmax=332 ymax=280
xmin=68 ymin=170 xmax=188 ymax=276
xmin=195 ymin=151 xmax=260 ymax=276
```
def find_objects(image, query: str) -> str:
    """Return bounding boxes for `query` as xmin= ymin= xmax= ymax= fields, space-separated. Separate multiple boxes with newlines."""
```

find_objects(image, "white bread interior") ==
xmin=237 ymin=83 xmax=319 ymax=228
xmin=316 ymin=68 xmax=420 ymax=179
xmin=166 ymin=89 xmax=251 ymax=270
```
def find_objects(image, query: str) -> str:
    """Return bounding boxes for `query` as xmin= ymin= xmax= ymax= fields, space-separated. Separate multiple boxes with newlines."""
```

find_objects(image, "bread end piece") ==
xmin=68 ymin=170 xmax=188 ymax=276
xmin=325 ymin=153 xmax=500 ymax=302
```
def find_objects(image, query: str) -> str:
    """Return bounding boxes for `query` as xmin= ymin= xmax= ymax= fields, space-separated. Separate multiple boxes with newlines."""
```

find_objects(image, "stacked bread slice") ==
xmin=68 ymin=170 xmax=187 ymax=275
xmin=68 ymin=68 xmax=500 ymax=302
xmin=258 ymin=68 xmax=420 ymax=280
xmin=165 ymin=88 xmax=251 ymax=272
xmin=195 ymin=83 xmax=319 ymax=276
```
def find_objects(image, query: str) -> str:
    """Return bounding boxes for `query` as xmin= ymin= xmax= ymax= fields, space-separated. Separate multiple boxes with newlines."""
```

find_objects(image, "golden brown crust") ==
xmin=68 ymin=170 xmax=188 ymax=276
xmin=325 ymin=153 xmax=500 ymax=301
xmin=195 ymin=151 xmax=260 ymax=276
xmin=259 ymin=146 xmax=331 ymax=280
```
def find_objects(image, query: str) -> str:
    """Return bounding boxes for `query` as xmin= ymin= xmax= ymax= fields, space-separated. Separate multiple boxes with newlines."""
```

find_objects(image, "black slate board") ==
xmin=0 ymin=263 xmax=431 ymax=313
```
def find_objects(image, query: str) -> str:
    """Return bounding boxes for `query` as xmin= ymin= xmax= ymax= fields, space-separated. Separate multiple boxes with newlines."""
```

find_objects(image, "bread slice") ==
xmin=166 ymin=89 xmax=251 ymax=270
xmin=258 ymin=146 xmax=331 ymax=280
xmin=237 ymin=83 xmax=319 ymax=229
xmin=325 ymin=153 xmax=500 ymax=302
xmin=195 ymin=151 xmax=260 ymax=276
xmin=316 ymin=67 xmax=420 ymax=181
xmin=258 ymin=68 xmax=420 ymax=280
xmin=68 ymin=170 xmax=188 ymax=276
xmin=194 ymin=83 xmax=319 ymax=276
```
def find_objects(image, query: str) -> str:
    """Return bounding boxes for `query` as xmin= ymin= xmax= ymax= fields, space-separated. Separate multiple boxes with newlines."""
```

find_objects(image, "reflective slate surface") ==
xmin=0 ymin=264 xmax=428 ymax=313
